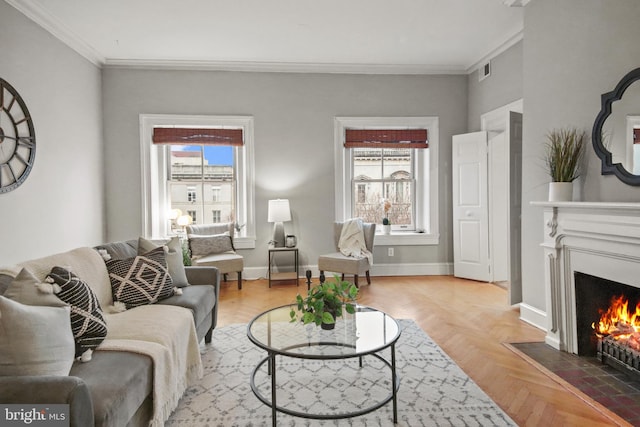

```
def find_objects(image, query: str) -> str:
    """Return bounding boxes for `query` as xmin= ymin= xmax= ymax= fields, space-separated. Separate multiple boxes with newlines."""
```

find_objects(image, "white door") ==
xmin=452 ymin=131 xmax=490 ymax=281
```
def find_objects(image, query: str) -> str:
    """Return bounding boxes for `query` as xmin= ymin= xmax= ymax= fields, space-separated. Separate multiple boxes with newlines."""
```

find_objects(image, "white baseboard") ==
xmin=519 ymin=303 xmax=547 ymax=331
xmin=238 ymin=262 xmax=453 ymax=281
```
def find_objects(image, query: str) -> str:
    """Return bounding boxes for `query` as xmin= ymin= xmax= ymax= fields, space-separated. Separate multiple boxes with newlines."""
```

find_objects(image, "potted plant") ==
xmin=382 ymin=199 xmax=392 ymax=234
xmin=544 ymin=127 xmax=587 ymax=201
xmin=290 ymin=275 xmax=358 ymax=330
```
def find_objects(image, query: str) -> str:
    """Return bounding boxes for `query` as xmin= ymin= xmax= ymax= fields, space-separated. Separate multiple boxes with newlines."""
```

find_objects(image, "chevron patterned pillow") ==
xmin=106 ymin=246 xmax=175 ymax=309
xmin=46 ymin=266 xmax=108 ymax=358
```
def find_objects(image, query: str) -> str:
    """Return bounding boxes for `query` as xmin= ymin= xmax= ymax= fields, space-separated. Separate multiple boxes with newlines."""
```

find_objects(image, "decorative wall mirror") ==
xmin=592 ymin=67 xmax=640 ymax=185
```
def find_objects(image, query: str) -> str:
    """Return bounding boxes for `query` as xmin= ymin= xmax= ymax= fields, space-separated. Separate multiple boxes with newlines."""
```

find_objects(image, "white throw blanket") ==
xmin=98 ymin=305 xmax=203 ymax=427
xmin=338 ymin=218 xmax=373 ymax=265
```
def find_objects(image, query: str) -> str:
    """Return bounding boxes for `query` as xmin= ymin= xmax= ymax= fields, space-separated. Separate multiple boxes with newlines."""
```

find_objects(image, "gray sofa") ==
xmin=0 ymin=239 xmax=220 ymax=427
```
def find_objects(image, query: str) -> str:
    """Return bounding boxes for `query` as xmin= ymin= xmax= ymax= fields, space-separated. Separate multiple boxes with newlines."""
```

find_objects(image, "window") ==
xmin=140 ymin=115 xmax=256 ymax=248
xmin=352 ymin=147 xmax=415 ymax=231
xmin=187 ymin=186 xmax=197 ymax=203
xmin=334 ymin=117 xmax=439 ymax=245
xmin=169 ymin=146 xmax=233 ymax=225
xmin=211 ymin=186 xmax=221 ymax=202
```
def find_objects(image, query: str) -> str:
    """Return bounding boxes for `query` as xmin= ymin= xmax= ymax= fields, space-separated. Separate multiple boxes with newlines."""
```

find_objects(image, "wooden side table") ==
xmin=268 ymin=247 xmax=299 ymax=288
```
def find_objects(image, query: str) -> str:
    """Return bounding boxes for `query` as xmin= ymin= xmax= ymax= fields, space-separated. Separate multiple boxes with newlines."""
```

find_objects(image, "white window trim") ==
xmin=140 ymin=114 xmax=256 ymax=248
xmin=334 ymin=116 xmax=439 ymax=246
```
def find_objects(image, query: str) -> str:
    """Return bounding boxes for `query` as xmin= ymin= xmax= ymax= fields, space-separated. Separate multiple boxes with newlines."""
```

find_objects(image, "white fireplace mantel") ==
xmin=532 ymin=201 xmax=640 ymax=353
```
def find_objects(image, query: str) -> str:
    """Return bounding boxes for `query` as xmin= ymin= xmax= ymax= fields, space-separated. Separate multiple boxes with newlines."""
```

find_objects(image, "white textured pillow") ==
xmin=189 ymin=233 xmax=234 ymax=257
xmin=3 ymin=268 xmax=67 ymax=307
xmin=0 ymin=296 xmax=75 ymax=376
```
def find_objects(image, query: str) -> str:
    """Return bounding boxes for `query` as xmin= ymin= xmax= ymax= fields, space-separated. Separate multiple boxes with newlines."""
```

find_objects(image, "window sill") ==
xmin=234 ymin=236 xmax=256 ymax=249
xmin=374 ymin=232 xmax=439 ymax=246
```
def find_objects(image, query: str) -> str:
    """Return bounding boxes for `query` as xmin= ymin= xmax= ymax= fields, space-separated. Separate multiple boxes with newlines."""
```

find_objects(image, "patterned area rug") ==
xmin=166 ymin=319 xmax=515 ymax=426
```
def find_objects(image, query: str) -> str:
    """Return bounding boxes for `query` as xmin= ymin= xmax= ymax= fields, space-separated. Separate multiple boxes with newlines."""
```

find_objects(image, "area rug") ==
xmin=166 ymin=319 xmax=515 ymax=426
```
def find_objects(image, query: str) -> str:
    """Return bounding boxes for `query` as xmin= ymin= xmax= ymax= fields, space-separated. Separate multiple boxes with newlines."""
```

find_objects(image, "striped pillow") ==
xmin=46 ymin=267 xmax=108 ymax=357
xmin=106 ymin=246 xmax=174 ymax=309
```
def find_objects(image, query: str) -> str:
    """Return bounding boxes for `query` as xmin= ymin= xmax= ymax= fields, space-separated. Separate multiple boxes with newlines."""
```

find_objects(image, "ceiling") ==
xmin=7 ymin=0 xmax=525 ymax=74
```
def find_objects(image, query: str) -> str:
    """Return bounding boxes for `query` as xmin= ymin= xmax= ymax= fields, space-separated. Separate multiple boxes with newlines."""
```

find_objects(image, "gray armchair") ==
xmin=186 ymin=223 xmax=244 ymax=290
xmin=318 ymin=221 xmax=376 ymax=287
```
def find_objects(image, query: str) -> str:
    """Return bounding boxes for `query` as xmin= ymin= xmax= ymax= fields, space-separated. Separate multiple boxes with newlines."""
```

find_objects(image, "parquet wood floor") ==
xmin=216 ymin=275 xmax=627 ymax=426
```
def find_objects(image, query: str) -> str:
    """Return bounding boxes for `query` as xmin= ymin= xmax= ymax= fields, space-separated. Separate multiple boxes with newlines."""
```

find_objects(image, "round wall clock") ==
xmin=0 ymin=78 xmax=35 ymax=194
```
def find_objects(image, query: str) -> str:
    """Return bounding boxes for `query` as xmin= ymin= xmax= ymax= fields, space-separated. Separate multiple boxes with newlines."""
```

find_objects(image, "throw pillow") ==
xmin=189 ymin=233 xmax=234 ymax=257
xmin=106 ymin=246 xmax=175 ymax=309
xmin=3 ymin=268 xmax=67 ymax=307
xmin=0 ymin=296 xmax=75 ymax=376
xmin=46 ymin=267 xmax=108 ymax=357
xmin=138 ymin=236 xmax=189 ymax=287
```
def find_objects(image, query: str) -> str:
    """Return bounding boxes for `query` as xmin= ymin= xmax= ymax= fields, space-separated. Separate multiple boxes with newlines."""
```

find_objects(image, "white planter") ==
xmin=382 ymin=225 xmax=391 ymax=235
xmin=548 ymin=182 xmax=573 ymax=202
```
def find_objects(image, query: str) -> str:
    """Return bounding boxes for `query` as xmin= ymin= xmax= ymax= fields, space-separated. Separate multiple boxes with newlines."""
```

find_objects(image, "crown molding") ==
xmin=6 ymin=0 xmax=104 ymax=66
xmin=103 ymin=58 xmax=467 ymax=75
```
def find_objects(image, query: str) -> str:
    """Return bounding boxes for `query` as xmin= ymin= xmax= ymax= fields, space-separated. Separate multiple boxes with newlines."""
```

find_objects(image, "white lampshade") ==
xmin=267 ymin=199 xmax=291 ymax=223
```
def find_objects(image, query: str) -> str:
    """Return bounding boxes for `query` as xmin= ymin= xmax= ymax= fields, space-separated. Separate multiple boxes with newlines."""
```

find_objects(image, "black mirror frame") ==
xmin=592 ymin=67 xmax=640 ymax=186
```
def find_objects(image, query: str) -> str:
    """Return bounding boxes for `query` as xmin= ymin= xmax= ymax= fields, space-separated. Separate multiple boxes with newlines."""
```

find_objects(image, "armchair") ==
xmin=318 ymin=221 xmax=376 ymax=287
xmin=186 ymin=223 xmax=244 ymax=290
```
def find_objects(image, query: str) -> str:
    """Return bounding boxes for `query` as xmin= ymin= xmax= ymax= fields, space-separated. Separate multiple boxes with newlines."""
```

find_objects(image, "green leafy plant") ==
xmin=182 ymin=241 xmax=192 ymax=266
xmin=290 ymin=275 xmax=358 ymax=327
xmin=544 ymin=128 xmax=587 ymax=182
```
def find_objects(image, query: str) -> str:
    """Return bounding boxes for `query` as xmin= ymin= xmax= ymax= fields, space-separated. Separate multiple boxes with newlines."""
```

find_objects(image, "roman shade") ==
xmin=344 ymin=129 xmax=428 ymax=149
xmin=153 ymin=127 xmax=243 ymax=146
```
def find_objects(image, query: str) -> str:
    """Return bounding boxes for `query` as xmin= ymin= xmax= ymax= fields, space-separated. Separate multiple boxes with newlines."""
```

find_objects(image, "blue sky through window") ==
xmin=176 ymin=145 xmax=233 ymax=165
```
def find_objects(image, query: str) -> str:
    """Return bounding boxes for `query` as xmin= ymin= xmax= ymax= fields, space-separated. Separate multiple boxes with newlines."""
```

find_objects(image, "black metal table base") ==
xmin=249 ymin=344 xmax=399 ymax=426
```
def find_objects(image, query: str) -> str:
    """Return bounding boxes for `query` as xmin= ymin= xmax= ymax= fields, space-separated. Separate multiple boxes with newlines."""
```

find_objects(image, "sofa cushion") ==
xmin=106 ymin=247 xmax=175 ymax=309
xmin=158 ymin=284 xmax=215 ymax=328
xmin=192 ymin=252 xmax=244 ymax=274
xmin=0 ymin=296 xmax=75 ymax=376
xmin=189 ymin=233 xmax=234 ymax=257
xmin=3 ymin=268 xmax=67 ymax=307
xmin=69 ymin=350 xmax=153 ymax=427
xmin=47 ymin=267 xmax=108 ymax=357
xmin=138 ymin=237 xmax=189 ymax=288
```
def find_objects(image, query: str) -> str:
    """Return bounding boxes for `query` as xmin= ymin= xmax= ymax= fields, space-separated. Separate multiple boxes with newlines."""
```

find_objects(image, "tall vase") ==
xmin=383 ymin=225 xmax=391 ymax=235
xmin=548 ymin=182 xmax=573 ymax=202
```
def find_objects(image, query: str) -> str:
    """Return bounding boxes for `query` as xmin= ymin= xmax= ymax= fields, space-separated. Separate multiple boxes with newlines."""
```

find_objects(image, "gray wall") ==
xmin=521 ymin=0 xmax=640 ymax=319
xmin=0 ymin=2 xmax=104 ymax=265
xmin=102 ymin=69 xmax=467 ymax=270
xmin=467 ymin=40 xmax=523 ymax=132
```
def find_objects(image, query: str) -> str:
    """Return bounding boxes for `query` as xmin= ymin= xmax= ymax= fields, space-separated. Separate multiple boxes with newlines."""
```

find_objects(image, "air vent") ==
xmin=478 ymin=61 xmax=491 ymax=82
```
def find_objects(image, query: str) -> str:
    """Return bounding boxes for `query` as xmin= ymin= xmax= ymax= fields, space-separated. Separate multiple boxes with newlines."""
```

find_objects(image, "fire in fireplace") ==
xmin=593 ymin=295 xmax=640 ymax=348
xmin=594 ymin=295 xmax=640 ymax=380
xmin=574 ymin=272 xmax=640 ymax=356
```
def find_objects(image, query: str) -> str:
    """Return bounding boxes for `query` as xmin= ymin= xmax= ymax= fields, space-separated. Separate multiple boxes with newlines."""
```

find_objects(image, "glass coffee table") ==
xmin=247 ymin=304 xmax=401 ymax=426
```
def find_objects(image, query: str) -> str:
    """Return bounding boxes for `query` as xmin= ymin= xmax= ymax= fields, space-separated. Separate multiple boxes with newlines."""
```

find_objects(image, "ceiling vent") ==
xmin=478 ymin=61 xmax=491 ymax=82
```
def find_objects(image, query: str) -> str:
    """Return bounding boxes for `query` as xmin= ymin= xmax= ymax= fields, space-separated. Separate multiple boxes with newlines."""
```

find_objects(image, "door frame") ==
xmin=481 ymin=99 xmax=523 ymax=305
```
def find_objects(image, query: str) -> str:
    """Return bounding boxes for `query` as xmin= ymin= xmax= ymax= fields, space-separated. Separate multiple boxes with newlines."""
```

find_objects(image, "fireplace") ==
xmin=574 ymin=271 xmax=640 ymax=356
xmin=535 ymin=202 xmax=640 ymax=354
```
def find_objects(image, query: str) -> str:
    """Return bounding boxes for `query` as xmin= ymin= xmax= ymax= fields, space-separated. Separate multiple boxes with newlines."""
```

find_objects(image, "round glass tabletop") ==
xmin=247 ymin=304 xmax=401 ymax=359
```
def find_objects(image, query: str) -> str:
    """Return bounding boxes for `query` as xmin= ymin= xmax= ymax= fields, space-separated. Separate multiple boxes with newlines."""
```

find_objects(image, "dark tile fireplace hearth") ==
xmin=512 ymin=342 xmax=640 ymax=426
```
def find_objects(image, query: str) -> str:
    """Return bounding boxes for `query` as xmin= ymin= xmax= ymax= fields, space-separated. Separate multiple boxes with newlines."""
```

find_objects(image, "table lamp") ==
xmin=268 ymin=199 xmax=291 ymax=247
